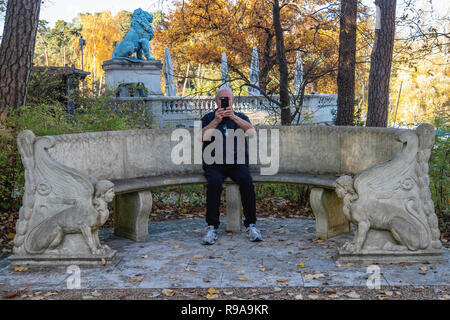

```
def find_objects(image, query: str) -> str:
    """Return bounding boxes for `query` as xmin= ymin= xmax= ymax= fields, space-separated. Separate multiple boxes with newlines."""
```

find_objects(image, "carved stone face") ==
xmin=104 ymin=188 xmax=115 ymax=203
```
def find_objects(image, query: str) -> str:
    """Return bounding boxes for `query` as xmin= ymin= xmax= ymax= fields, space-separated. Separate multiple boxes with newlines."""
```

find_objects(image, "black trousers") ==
xmin=203 ymin=164 xmax=257 ymax=229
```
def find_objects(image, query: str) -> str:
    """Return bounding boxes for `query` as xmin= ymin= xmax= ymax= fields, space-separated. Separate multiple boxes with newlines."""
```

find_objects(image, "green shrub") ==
xmin=429 ymin=114 xmax=449 ymax=218
xmin=26 ymin=68 xmax=67 ymax=106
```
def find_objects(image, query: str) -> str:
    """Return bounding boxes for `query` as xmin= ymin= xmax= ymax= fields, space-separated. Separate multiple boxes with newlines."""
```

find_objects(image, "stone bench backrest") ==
xmin=45 ymin=126 xmax=406 ymax=181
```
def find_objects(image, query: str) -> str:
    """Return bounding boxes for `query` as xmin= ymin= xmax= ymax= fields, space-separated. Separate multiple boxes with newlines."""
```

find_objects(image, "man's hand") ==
xmin=197 ymin=108 xmax=226 ymax=142
xmin=214 ymin=108 xmax=227 ymax=123
xmin=223 ymin=107 xmax=236 ymax=120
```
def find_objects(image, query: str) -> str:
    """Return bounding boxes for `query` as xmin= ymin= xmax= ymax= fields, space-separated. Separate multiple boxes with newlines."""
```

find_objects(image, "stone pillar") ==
xmin=113 ymin=191 xmax=153 ymax=241
xmin=310 ymin=187 xmax=351 ymax=239
xmin=146 ymin=97 xmax=164 ymax=128
xmin=226 ymin=184 xmax=243 ymax=232
xmin=102 ymin=59 xmax=163 ymax=96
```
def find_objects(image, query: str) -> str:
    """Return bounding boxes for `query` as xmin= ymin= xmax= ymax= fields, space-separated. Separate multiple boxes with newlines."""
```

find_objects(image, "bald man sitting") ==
xmin=198 ymin=87 xmax=262 ymax=245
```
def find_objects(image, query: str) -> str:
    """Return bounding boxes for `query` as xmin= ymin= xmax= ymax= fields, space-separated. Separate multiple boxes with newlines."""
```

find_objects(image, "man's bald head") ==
xmin=215 ymin=87 xmax=234 ymax=100
xmin=215 ymin=87 xmax=234 ymax=108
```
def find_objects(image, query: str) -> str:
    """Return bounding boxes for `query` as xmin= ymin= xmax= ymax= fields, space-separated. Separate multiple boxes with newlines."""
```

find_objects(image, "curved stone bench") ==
xmin=10 ymin=124 xmax=444 ymax=266
xmin=111 ymin=172 xmax=340 ymax=241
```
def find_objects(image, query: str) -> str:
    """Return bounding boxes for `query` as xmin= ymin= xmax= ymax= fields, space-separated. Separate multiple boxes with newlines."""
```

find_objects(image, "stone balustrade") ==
xmin=111 ymin=94 xmax=337 ymax=128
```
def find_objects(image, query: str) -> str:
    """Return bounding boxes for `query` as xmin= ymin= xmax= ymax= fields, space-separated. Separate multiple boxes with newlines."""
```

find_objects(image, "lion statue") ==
xmin=112 ymin=8 xmax=155 ymax=62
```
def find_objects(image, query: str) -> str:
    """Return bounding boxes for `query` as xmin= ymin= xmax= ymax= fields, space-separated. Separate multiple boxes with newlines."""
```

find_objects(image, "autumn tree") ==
xmin=336 ymin=0 xmax=357 ymax=126
xmin=0 ymin=0 xmax=41 ymax=115
xmin=366 ymin=0 xmax=397 ymax=127
xmin=74 ymin=11 xmax=131 ymax=94
xmin=153 ymin=0 xmax=348 ymax=123
xmin=273 ymin=0 xmax=290 ymax=124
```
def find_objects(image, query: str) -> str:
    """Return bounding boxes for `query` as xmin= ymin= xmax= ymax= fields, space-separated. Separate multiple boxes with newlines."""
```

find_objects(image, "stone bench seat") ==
xmin=10 ymin=124 xmax=444 ymax=266
xmin=111 ymin=172 xmax=342 ymax=242
xmin=112 ymin=172 xmax=337 ymax=193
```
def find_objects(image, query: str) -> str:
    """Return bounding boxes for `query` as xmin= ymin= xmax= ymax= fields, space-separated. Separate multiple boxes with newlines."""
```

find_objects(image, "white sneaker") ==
xmin=202 ymin=226 xmax=218 ymax=245
xmin=245 ymin=224 xmax=262 ymax=242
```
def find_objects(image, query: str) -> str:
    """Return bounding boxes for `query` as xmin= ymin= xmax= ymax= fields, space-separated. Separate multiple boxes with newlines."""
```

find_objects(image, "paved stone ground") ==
xmin=0 ymin=217 xmax=449 ymax=292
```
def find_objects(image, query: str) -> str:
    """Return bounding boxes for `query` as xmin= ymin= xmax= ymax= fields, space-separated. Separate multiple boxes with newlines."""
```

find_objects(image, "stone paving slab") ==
xmin=0 ymin=217 xmax=448 ymax=291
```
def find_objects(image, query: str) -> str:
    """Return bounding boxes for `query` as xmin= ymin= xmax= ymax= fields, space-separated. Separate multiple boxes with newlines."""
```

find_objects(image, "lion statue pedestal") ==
xmin=102 ymin=59 xmax=163 ymax=96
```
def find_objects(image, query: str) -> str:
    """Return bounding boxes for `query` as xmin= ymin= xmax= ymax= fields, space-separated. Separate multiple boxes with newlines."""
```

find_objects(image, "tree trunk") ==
xmin=336 ymin=0 xmax=357 ymax=126
xmin=0 ymin=0 xmax=41 ymax=116
xmin=366 ymin=0 xmax=396 ymax=127
xmin=273 ymin=0 xmax=291 ymax=125
xmin=260 ymin=32 xmax=274 ymax=94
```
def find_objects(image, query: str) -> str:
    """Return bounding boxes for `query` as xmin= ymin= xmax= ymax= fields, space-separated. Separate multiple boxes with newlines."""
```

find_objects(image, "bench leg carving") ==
xmin=310 ymin=187 xmax=351 ymax=239
xmin=10 ymin=130 xmax=117 ymax=266
xmin=334 ymin=125 xmax=444 ymax=264
xmin=113 ymin=191 xmax=152 ymax=241
xmin=226 ymin=184 xmax=243 ymax=232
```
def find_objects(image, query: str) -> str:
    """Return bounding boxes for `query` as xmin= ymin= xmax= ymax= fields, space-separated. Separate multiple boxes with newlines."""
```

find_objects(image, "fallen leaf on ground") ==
xmin=5 ymin=292 xmax=17 ymax=299
xmin=297 ymin=262 xmax=305 ymax=268
xmin=276 ymin=279 xmax=287 ymax=283
xmin=327 ymin=290 xmax=337 ymax=295
xmin=304 ymin=273 xmax=325 ymax=280
xmin=223 ymin=291 xmax=234 ymax=296
xmin=44 ymin=292 xmax=58 ymax=297
xmin=344 ymin=263 xmax=355 ymax=267
xmin=162 ymin=289 xmax=175 ymax=297
xmin=308 ymin=294 xmax=320 ymax=300
xmin=346 ymin=291 xmax=360 ymax=299
xmin=205 ymin=294 xmax=217 ymax=299
xmin=238 ymin=277 xmax=247 ymax=281
xmin=14 ymin=266 xmax=28 ymax=272
xmin=295 ymin=294 xmax=303 ymax=300
xmin=208 ymin=287 xmax=220 ymax=294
